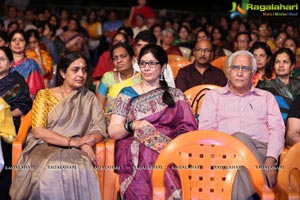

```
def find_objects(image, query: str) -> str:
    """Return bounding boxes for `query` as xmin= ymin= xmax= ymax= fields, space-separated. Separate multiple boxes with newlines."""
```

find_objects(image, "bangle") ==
xmin=67 ymin=138 xmax=72 ymax=147
xmin=129 ymin=121 xmax=134 ymax=132
xmin=124 ymin=121 xmax=134 ymax=133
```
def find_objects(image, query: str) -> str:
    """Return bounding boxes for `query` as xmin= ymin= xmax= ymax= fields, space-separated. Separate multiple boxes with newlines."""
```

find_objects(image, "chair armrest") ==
xmin=95 ymin=141 xmax=105 ymax=196
xmin=275 ymin=184 xmax=299 ymax=200
xmin=11 ymin=139 xmax=23 ymax=181
xmin=258 ymin=186 xmax=275 ymax=200
xmin=104 ymin=139 xmax=120 ymax=200
xmin=276 ymin=143 xmax=300 ymax=199
xmin=11 ymin=110 xmax=32 ymax=181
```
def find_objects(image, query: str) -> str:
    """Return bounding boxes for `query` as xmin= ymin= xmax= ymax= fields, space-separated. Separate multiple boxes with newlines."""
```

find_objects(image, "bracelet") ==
xmin=129 ymin=121 xmax=134 ymax=132
xmin=67 ymin=138 xmax=72 ymax=147
xmin=124 ymin=121 xmax=134 ymax=133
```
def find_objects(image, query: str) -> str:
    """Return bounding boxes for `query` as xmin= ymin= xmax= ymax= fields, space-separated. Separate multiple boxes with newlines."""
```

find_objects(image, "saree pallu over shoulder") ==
xmin=9 ymin=87 xmax=106 ymax=200
xmin=129 ymin=88 xmax=187 ymax=118
xmin=107 ymin=72 xmax=141 ymax=99
xmin=114 ymin=87 xmax=197 ymax=199
xmin=113 ymin=87 xmax=197 ymax=134
xmin=10 ymin=58 xmax=45 ymax=96
xmin=258 ymin=77 xmax=300 ymax=122
xmin=129 ymin=88 xmax=197 ymax=150
xmin=0 ymin=71 xmax=32 ymax=115
xmin=47 ymin=87 xmax=107 ymax=136
xmin=23 ymin=87 xmax=107 ymax=155
xmin=100 ymin=72 xmax=142 ymax=113
xmin=25 ymin=49 xmax=54 ymax=80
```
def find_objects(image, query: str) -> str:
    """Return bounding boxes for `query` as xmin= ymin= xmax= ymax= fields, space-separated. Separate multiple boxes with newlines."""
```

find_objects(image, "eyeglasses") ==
xmin=230 ymin=65 xmax=252 ymax=73
xmin=0 ymin=57 xmax=8 ymax=63
xmin=139 ymin=60 xmax=160 ymax=68
xmin=194 ymin=48 xmax=212 ymax=53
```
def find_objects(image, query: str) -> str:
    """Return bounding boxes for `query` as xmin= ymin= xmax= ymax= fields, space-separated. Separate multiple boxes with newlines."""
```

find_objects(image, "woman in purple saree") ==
xmin=109 ymin=44 xmax=197 ymax=199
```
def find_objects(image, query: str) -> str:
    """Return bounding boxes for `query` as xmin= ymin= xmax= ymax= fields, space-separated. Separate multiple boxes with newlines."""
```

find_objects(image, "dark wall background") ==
xmin=29 ymin=0 xmax=299 ymax=13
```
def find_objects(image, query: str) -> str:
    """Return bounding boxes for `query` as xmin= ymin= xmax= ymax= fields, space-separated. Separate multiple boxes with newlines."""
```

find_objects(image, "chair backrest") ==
xmin=179 ymin=46 xmax=192 ymax=60
xmin=168 ymin=54 xmax=189 ymax=63
xmin=152 ymin=130 xmax=273 ymax=200
xmin=169 ymin=59 xmax=192 ymax=78
xmin=210 ymin=55 xmax=229 ymax=79
xmin=276 ymin=143 xmax=300 ymax=199
xmin=184 ymin=84 xmax=221 ymax=117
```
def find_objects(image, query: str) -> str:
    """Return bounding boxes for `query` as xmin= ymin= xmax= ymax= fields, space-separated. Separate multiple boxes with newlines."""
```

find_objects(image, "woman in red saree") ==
xmin=109 ymin=44 xmax=197 ymax=199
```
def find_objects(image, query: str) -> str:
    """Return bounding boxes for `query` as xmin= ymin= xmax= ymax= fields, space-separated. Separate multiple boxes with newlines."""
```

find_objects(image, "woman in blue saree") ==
xmin=8 ymin=30 xmax=45 ymax=98
xmin=257 ymin=47 xmax=300 ymax=123
xmin=0 ymin=46 xmax=32 ymax=131
xmin=109 ymin=44 xmax=198 ymax=199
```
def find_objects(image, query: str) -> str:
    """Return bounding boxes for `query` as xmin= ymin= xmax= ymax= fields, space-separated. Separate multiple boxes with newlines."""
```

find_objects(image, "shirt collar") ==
xmin=193 ymin=63 xmax=212 ymax=72
xmin=217 ymin=81 xmax=264 ymax=96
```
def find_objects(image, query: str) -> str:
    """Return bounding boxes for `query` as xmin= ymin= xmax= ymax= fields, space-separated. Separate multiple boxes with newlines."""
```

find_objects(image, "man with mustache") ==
xmin=175 ymin=39 xmax=227 ymax=92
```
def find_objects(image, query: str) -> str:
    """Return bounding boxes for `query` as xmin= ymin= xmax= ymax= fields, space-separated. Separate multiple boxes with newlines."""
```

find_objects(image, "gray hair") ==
xmin=162 ymin=28 xmax=176 ymax=37
xmin=227 ymin=50 xmax=257 ymax=72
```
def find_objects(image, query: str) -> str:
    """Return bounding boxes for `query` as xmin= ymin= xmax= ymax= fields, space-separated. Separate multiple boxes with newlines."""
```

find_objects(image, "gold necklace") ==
xmin=59 ymin=86 xmax=65 ymax=99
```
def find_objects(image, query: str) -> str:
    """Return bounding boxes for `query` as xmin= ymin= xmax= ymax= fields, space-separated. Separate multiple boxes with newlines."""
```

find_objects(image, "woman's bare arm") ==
xmin=286 ymin=117 xmax=300 ymax=146
xmin=32 ymin=127 xmax=97 ymax=148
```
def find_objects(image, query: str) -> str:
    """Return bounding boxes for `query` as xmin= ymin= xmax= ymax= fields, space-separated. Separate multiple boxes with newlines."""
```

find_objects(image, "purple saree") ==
xmin=112 ymin=87 xmax=198 ymax=199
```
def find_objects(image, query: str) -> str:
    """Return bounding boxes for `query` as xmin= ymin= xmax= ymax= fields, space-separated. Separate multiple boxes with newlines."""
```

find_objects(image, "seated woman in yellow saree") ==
xmin=9 ymin=52 xmax=107 ymax=200
xmin=0 ymin=97 xmax=16 ymax=173
xmin=97 ymin=42 xmax=141 ymax=113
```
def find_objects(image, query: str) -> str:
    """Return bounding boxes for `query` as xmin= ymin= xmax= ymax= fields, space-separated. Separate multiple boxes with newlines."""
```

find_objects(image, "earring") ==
xmin=160 ymin=73 xmax=164 ymax=81
xmin=160 ymin=68 xmax=166 ymax=81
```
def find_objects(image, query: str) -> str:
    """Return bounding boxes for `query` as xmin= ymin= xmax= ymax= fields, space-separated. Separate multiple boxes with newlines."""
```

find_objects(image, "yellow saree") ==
xmin=99 ymin=71 xmax=142 ymax=113
xmin=9 ymin=88 xmax=107 ymax=200
xmin=0 ymin=97 xmax=16 ymax=144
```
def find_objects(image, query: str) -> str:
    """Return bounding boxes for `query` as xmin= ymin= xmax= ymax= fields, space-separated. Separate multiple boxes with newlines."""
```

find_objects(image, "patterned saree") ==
xmin=112 ymin=87 xmax=198 ymax=199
